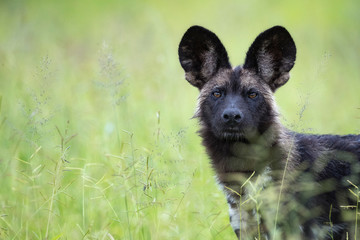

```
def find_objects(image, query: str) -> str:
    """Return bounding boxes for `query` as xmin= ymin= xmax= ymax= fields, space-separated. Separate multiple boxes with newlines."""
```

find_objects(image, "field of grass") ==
xmin=1 ymin=0 xmax=360 ymax=239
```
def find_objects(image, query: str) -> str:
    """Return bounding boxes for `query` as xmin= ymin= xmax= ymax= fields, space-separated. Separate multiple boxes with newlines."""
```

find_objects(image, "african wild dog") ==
xmin=178 ymin=25 xmax=360 ymax=239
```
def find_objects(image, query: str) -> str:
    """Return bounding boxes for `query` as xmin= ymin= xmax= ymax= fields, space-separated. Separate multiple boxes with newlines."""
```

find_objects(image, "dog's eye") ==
xmin=248 ymin=92 xmax=258 ymax=99
xmin=213 ymin=91 xmax=222 ymax=98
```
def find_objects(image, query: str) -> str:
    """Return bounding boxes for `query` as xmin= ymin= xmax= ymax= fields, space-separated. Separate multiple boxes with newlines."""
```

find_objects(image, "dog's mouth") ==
xmin=214 ymin=125 xmax=259 ymax=142
xmin=219 ymin=128 xmax=247 ymax=141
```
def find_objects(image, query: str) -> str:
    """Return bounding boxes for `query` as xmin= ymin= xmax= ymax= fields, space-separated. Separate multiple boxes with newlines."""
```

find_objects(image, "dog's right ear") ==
xmin=243 ymin=26 xmax=296 ymax=91
xmin=178 ymin=26 xmax=231 ymax=89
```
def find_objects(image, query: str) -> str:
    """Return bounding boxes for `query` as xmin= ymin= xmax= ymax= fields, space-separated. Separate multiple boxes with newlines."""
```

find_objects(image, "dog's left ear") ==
xmin=178 ymin=26 xmax=231 ymax=89
xmin=244 ymin=26 xmax=296 ymax=91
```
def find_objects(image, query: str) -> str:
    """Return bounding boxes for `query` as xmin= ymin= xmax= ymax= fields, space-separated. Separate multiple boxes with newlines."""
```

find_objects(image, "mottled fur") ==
xmin=178 ymin=25 xmax=360 ymax=239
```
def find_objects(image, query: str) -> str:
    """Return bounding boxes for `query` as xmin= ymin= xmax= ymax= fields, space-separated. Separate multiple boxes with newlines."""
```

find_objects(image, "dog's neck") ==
xmin=200 ymin=121 xmax=294 ymax=175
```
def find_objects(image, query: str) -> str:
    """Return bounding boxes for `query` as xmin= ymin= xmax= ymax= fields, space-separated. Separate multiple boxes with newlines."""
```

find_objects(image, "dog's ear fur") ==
xmin=178 ymin=26 xmax=231 ymax=89
xmin=244 ymin=26 xmax=296 ymax=91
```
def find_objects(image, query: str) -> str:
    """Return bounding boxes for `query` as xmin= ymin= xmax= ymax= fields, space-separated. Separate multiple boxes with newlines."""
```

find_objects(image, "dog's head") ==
xmin=178 ymin=26 xmax=296 ymax=141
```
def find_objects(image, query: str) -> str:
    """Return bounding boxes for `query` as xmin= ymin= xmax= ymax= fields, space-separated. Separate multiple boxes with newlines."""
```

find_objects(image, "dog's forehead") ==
xmin=237 ymin=68 xmax=262 ymax=88
xmin=203 ymin=67 xmax=261 ymax=90
xmin=210 ymin=68 xmax=234 ymax=86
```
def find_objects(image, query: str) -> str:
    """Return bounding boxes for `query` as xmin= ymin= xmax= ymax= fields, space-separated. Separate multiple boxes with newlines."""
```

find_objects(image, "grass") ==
xmin=0 ymin=0 xmax=360 ymax=239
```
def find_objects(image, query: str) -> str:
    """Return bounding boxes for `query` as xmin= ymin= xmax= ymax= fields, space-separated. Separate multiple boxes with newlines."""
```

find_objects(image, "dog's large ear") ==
xmin=243 ymin=26 xmax=296 ymax=91
xmin=178 ymin=26 xmax=231 ymax=89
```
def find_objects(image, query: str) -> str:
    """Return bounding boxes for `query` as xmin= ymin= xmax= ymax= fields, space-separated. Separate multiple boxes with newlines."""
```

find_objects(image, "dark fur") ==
xmin=178 ymin=25 xmax=360 ymax=239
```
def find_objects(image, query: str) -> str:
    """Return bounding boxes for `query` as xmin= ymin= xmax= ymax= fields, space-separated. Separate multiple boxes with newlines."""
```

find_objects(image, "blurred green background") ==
xmin=0 ymin=0 xmax=359 ymax=239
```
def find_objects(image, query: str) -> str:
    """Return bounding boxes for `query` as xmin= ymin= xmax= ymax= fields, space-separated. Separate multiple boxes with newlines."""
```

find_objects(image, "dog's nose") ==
xmin=222 ymin=109 xmax=243 ymax=123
